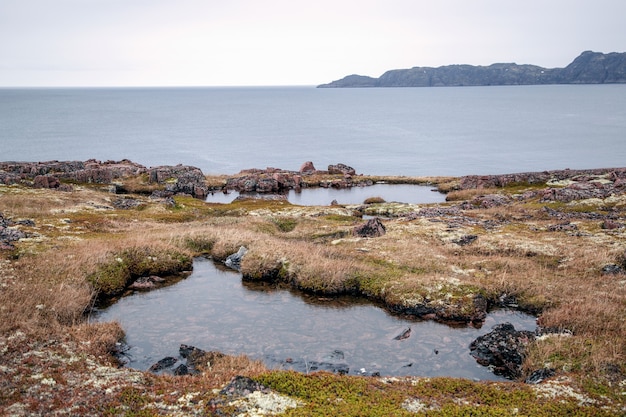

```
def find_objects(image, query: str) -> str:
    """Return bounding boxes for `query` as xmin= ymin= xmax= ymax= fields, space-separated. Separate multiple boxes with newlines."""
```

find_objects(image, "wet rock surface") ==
xmin=469 ymin=323 xmax=536 ymax=379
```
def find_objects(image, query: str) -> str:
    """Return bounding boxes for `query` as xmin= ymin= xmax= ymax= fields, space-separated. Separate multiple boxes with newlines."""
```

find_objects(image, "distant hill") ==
xmin=317 ymin=51 xmax=626 ymax=88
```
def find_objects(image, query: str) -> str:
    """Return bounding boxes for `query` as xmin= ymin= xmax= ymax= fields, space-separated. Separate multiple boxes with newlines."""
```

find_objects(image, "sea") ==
xmin=1 ymin=84 xmax=625 ymax=177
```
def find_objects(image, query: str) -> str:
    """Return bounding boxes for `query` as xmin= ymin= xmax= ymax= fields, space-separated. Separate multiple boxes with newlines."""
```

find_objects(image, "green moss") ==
xmin=271 ymin=216 xmax=298 ymax=232
xmin=87 ymin=247 xmax=192 ymax=296
xmin=254 ymin=372 xmax=617 ymax=416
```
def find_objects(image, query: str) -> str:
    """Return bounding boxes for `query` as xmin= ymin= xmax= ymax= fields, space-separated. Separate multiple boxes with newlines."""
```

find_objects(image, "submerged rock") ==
xmin=393 ymin=327 xmax=412 ymax=340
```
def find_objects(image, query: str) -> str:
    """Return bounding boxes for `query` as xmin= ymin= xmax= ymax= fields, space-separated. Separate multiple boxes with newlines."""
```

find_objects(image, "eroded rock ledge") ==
xmin=0 ymin=159 xmax=209 ymax=199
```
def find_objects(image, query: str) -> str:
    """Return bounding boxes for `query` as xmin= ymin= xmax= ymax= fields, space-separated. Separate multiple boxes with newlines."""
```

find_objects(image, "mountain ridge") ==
xmin=318 ymin=51 xmax=626 ymax=88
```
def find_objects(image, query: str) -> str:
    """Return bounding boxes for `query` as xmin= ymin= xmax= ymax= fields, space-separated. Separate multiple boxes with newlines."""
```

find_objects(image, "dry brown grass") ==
xmin=1 ymin=177 xmax=625 ymax=413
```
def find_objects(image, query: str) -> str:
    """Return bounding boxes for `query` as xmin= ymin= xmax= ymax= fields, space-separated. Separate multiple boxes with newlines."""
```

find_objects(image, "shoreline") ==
xmin=1 ymin=160 xmax=625 ymax=415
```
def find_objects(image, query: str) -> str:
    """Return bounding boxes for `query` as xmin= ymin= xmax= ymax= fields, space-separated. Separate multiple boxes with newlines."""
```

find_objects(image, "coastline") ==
xmin=1 ymin=160 xmax=625 ymax=415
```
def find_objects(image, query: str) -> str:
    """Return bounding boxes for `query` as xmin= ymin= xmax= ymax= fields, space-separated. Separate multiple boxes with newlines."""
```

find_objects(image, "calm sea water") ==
xmin=1 ymin=85 xmax=625 ymax=176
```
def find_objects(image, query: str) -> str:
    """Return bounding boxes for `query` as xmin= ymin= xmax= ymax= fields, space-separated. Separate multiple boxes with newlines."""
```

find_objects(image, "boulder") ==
xmin=469 ymin=323 xmax=535 ymax=379
xmin=0 ymin=213 xmax=28 ymax=250
xmin=149 ymin=165 xmax=209 ymax=199
xmin=328 ymin=163 xmax=356 ymax=176
xmin=33 ymin=175 xmax=60 ymax=189
xmin=299 ymin=161 xmax=316 ymax=173
xmin=353 ymin=217 xmax=386 ymax=238
xmin=525 ymin=368 xmax=556 ymax=384
xmin=225 ymin=246 xmax=248 ymax=271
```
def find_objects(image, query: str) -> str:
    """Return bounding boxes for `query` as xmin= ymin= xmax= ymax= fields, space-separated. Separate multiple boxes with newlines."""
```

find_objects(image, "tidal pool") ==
xmin=94 ymin=258 xmax=536 ymax=380
xmin=205 ymin=184 xmax=447 ymax=205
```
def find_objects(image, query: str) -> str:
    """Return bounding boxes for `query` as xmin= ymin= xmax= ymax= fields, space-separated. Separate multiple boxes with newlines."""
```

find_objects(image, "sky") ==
xmin=1 ymin=0 xmax=625 ymax=87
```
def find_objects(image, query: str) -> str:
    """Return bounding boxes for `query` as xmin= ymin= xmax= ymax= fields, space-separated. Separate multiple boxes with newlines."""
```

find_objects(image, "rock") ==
xmin=328 ymin=163 xmax=356 ymax=176
xmin=393 ymin=327 xmax=411 ymax=340
xmin=148 ymin=356 xmax=178 ymax=372
xmin=602 ymin=264 xmax=624 ymax=275
xmin=173 ymin=364 xmax=189 ymax=376
xmin=525 ymin=368 xmax=556 ymax=384
xmin=452 ymin=234 xmax=478 ymax=246
xmin=148 ymin=165 xmax=209 ymax=199
xmin=601 ymin=220 xmax=624 ymax=230
xmin=112 ymin=198 xmax=143 ymax=209
xmin=353 ymin=217 xmax=386 ymax=238
xmin=466 ymin=194 xmax=511 ymax=209
xmin=220 ymin=376 xmax=269 ymax=397
xmin=0 ymin=213 xmax=28 ymax=250
xmin=469 ymin=323 xmax=535 ymax=379
xmin=33 ymin=175 xmax=60 ymax=189
xmin=127 ymin=276 xmax=165 ymax=290
xmin=547 ymin=222 xmax=578 ymax=232
xmin=299 ymin=161 xmax=316 ymax=173
xmin=225 ymin=246 xmax=248 ymax=271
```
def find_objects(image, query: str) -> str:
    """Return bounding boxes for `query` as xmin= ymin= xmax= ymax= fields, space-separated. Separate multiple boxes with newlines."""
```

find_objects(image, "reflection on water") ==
xmin=206 ymin=184 xmax=446 ymax=205
xmin=94 ymin=258 xmax=536 ymax=380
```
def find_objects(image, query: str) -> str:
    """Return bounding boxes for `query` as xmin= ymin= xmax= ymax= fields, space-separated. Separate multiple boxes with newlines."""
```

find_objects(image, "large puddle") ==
xmin=94 ymin=258 xmax=536 ymax=380
xmin=206 ymin=184 xmax=447 ymax=205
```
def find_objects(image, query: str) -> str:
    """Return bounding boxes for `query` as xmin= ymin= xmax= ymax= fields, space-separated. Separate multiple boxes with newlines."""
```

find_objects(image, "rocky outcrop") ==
xmin=469 ymin=323 xmax=535 ymax=379
xmin=319 ymin=51 xmax=626 ymax=88
xmin=0 ymin=213 xmax=29 ymax=250
xmin=222 ymin=162 xmax=359 ymax=194
xmin=0 ymin=159 xmax=210 ymax=199
xmin=148 ymin=164 xmax=209 ymax=199
xmin=456 ymin=167 xmax=626 ymax=204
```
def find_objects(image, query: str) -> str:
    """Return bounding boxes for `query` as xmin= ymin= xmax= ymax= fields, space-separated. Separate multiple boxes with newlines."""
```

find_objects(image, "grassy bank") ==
xmin=1 ymin=173 xmax=625 ymax=415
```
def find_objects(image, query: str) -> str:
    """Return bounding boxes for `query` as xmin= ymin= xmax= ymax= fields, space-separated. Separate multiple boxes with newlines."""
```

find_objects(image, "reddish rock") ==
xmin=299 ymin=161 xmax=316 ymax=173
xmin=328 ymin=163 xmax=356 ymax=176
xmin=33 ymin=175 xmax=60 ymax=189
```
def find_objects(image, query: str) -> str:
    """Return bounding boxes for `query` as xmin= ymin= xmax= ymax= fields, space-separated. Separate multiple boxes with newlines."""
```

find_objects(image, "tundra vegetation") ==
xmin=0 ymin=169 xmax=625 ymax=416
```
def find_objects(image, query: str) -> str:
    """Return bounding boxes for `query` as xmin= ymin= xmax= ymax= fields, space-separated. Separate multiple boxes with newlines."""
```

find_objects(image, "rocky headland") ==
xmin=318 ymin=50 xmax=626 ymax=88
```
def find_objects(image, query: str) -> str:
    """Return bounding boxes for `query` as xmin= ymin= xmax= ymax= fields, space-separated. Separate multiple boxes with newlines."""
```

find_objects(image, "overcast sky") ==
xmin=1 ymin=0 xmax=624 ymax=87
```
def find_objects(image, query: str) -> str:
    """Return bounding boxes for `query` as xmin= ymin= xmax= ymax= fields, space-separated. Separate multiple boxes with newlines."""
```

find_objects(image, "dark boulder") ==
xmin=220 ymin=376 xmax=269 ymax=397
xmin=525 ymin=368 xmax=556 ymax=384
xmin=148 ymin=356 xmax=178 ymax=372
xmin=353 ymin=217 xmax=386 ymax=238
xmin=328 ymin=163 xmax=356 ymax=176
xmin=469 ymin=323 xmax=535 ymax=379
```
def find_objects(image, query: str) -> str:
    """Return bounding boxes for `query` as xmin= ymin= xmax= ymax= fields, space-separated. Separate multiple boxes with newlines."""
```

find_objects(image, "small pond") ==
xmin=94 ymin=258 xmax=536 ymax=380
xmin=206 ymin=184 xmax=447 ymax=205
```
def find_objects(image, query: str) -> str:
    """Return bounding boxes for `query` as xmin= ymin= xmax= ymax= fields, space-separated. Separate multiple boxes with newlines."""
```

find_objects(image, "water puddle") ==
xmin=94 ymin=258 xmax=536 ymax=381
xmin=206 ymin=184 xmax=446 ymax=205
